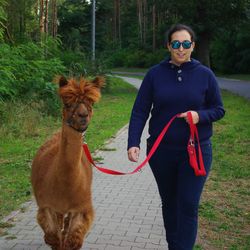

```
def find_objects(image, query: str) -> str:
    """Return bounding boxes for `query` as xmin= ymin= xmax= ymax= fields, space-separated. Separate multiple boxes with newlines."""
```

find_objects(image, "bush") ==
xmin=144 ymin=49 xmax=169 ymax=67
xmin=104 ymin=49 xmax=128 ymax=68
xmin=211 ymin=23 xmax=250 ymax=74
xmin=103 ymin=48 xmax=168 ymax=69
xmin=60 ymin=49 xmax=110 ymax=77
xmin=0 ymin=41 xmax=65 ymax=105
xmin=0 ymin=1 xmax=6 ymax=42
xmin=59 ymin=49 xmax=88 ymax=76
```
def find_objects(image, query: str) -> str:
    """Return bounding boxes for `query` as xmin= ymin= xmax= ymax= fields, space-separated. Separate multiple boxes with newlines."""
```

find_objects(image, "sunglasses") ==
xmin=170 ymin=40 xmax=193 ymax=49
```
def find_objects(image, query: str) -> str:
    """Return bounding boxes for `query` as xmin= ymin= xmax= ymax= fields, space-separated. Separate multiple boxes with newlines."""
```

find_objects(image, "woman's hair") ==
xmin=165 ymin=24 xmax=196 ymax=44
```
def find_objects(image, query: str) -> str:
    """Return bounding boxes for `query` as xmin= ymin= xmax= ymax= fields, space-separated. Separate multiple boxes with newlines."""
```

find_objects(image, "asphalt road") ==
xmin=112 ymin=72 xmax=250 ymax=100
xmin=217 ymin=77 xmax=250 ymax=99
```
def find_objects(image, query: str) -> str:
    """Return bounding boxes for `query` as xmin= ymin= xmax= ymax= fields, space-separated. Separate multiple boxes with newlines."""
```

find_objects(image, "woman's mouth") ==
xmin=176 ymin=53 xmax=185 ymax=58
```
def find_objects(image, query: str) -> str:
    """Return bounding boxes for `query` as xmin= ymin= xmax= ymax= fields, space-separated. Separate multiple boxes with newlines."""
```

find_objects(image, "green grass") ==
xmin=193 ymin=245 xmax=203 ymax=250
xmin=0 ymin=78 xmax=249 ymax=249
xmin=198 ymin=90 xmax=250 ymax=249
xmin=0 ymin=76 xmax=137 ymax=221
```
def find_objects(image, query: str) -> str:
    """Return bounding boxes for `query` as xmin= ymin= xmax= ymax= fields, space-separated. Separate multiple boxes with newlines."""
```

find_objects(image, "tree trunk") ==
xmin=0 ymin=21 xmax=14 ymax=43
xmin=143 ymin=0 xmax=147 ymax=47
xmin=113 ymin=0 xmax=117 ymax=41
xmin=117 ymin=0 xmax=121 ymax=46
xmin=19 ymin=1 xmax=25 ymax=38
xmin=39 ymin=0 xmax=44 ymax=33
xmin=152 ymin=3 xmax=156 ymax=51
xmin=51 ymin=0 xmax=57 ymax=37
xmin=137 ymin=0 xmax=143 ymax=45
xmin=195 ymin=32 xmax=211 ymax=68
xmin=44 ymin=0 xmax=49 ymax=34
xmin=194 ymin=1 xmax=211 ymax=68
xmin=113 ymin=0 xmax=121 ymax=46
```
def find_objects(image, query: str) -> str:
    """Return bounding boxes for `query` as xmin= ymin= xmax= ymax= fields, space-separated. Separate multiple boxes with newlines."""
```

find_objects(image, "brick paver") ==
xmin=0 ymin=77 xmax=168 ymax=250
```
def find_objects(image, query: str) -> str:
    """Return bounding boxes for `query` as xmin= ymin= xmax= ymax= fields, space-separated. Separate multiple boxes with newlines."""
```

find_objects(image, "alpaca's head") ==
xmin=56 ymin=76 xmax=105 ymax=133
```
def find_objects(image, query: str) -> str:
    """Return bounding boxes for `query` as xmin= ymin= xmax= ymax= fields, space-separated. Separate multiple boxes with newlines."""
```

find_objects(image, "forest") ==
xmin=0 ymin=0 xmax=250 ymax=102
xmin=0 ymin=3 xmax=250 ymax=248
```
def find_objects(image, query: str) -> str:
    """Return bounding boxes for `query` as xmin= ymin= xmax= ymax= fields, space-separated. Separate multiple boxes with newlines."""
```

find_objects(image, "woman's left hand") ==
xmin=178 ymin=111 xmax=199 ymax=124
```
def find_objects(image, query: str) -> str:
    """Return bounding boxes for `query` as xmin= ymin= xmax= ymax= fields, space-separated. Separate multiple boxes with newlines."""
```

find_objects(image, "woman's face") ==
xmin=167 ymin=29 xmax=195 ymax=66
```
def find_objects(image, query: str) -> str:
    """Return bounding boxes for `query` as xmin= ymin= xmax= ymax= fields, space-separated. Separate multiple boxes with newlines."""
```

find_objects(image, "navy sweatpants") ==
xmin=147 ymin=142 xmax=212 ymax=250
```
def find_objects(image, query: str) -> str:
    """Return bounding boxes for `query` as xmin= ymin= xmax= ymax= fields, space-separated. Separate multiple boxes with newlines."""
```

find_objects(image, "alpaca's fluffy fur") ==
xmin=31 ymin=76 xmax=104 ymax=250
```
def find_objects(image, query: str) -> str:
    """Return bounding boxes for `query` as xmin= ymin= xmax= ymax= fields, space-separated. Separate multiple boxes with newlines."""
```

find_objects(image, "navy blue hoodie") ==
xmin=127 ymin=58 xmax=225 ymax=149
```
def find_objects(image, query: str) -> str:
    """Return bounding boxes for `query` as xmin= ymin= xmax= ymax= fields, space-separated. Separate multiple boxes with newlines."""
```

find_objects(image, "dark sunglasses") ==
xmin=170 ymin=40 xmax=193 ymax=49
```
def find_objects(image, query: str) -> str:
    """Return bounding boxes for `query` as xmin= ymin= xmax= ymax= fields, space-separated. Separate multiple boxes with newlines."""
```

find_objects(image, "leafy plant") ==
xmin=0 ymin=41 xmax=65 ymax=107
xmin=0 ymin=0 xmax=7 ymax=42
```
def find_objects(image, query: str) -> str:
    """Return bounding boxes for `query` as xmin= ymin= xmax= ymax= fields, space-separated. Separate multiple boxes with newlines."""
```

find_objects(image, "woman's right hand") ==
xmin=128 ymin=147 xmax=140 ymax=162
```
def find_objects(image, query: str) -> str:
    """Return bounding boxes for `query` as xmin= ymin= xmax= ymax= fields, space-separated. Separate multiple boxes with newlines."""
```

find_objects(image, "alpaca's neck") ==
xmin=57 ymin=123 xmax=83 ymax=176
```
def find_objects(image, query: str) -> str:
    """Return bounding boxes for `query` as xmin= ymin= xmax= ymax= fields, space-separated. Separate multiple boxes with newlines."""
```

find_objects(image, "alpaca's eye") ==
xmin=64 ymin=104 xmax=71 ymax=109
xmin=87 ymin=106 xmax=93 ymax=112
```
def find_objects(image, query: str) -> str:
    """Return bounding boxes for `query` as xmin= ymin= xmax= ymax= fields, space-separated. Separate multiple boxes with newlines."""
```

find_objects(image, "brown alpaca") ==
xmin=31 ymin=76 xmax=104 ymax=250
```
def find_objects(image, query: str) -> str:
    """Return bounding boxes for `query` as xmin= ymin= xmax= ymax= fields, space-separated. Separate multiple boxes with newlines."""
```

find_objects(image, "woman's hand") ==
xmin=128 ymin=147 xmax=140 ymax=162
xmin=179 ymin=111 xmax=199 ymax=124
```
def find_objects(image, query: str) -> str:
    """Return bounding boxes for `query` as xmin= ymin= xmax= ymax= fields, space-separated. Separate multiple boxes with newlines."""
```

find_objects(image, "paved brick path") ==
xmin=0 ymin=77 xmax=168 ymax=249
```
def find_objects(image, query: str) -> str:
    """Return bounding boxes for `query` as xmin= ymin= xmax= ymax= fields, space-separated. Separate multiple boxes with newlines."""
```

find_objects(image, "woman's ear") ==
xmin=191 ymin=42 xmax=195 ymax=51
xmin=166 ymin=43 xmax=171 ymax=52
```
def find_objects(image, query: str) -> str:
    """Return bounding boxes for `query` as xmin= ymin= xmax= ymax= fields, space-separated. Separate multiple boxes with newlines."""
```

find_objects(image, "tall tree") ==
xmin=39 ymin=0 xmax=44 ymax=33
xmin=152 ymin=1 xmax=156 ymax=51
xmin=137 ymin=0 xmax=147 ymax=47
xmin=166 ymin=0 xmax=250 ymax=67
xmin=4 ymin=0 xmax=38 ymax=42
xmin=57 ymin=0 xmax=91 ymax=50
xmin=44 ymin=0 xmax=49 ymax=34
xmin=51 ymin=0 xmax=57 ymax=37
xmin=137 ymin=0 xmax=143 ymax=44
xmin=0 ymin=0 xmax=9 ymax=42
xmin=113 ymin=0 xmax=121 ymax=45
xmin=143 ymin=0 xmax=147 ymax=47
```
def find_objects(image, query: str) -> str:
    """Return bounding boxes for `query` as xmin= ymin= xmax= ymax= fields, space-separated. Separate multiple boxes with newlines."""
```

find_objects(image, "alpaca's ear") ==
xmin=59 ymin=76 xmax=68 ymax=88
xmin=92 ymin=76 xmax=105 ymax=89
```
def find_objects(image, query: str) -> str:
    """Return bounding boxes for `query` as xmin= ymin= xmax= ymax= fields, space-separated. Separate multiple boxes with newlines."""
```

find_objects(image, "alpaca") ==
xmin=31 ymin=76 xmax=104 ymax=250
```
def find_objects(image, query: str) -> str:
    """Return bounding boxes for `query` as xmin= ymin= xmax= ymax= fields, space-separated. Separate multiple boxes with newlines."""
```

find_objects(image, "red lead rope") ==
xmin=82 ymin=112 xmax=206 ymax=176
xmin=187 ymin=112 xmax=206 ymax=176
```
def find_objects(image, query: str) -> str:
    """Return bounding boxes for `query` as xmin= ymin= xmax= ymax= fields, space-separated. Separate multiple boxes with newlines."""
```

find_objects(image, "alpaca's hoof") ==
xmin=63 ymin=236 xmax=83 ymax=250
xmin=44 ymin=234 xmax=61 ymax=250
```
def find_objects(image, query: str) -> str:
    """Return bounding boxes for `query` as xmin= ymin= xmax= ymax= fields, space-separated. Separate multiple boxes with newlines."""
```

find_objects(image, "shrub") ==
xmin=211 ymin=23 xmax=250 ymax=74
xmin=0 ymin=42 xmax=65 ymax=104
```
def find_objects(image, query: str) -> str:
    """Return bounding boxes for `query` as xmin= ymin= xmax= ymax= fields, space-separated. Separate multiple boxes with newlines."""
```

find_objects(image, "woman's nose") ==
xmin=178 ymin=46 xmax=184 ymax=51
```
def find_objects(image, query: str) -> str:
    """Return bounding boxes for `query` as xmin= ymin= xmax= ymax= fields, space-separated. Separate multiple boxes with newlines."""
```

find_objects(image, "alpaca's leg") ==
xmin=61 ymin=213 xmax=72 ymax=244
xmin=37 ymin=208 xmax=63 ymax=250
xmin=63 ymin=209 xmax=94 ymax=250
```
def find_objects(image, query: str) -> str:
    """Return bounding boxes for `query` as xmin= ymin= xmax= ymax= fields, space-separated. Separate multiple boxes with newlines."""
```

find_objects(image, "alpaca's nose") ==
xmin=78 ymin=113 xmax=88 ymax=123
xmin=78 ymin=113 xmax=88 ymax=118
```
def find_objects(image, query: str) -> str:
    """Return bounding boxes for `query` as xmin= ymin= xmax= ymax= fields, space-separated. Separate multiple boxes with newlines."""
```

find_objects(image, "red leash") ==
xmin=83 ymin=112 xmax=206 ymax=176
xmin=187 ymin=112 xmax=206 ymax=176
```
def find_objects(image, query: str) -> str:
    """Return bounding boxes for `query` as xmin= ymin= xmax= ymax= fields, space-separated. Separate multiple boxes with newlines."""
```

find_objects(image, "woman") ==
xmin=127 ymin=24 xmax=225 ymax=250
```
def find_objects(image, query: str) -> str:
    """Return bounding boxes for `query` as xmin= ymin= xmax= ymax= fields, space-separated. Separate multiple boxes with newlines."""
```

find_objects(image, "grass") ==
xmin=0 ymin=76 xmax=249 ymax=249
xmin=197 ymin=90 xmax=250 ymax=249
xmin=0 ymin=76 xmax=137 ymax=221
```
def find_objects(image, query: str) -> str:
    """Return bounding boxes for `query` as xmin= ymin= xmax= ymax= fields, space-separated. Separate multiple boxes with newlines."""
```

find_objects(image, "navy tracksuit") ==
xmin=147 ymin=142 xmax=212 ymax=249
xmin=128 ymin=58 xmax=225 ymax=249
